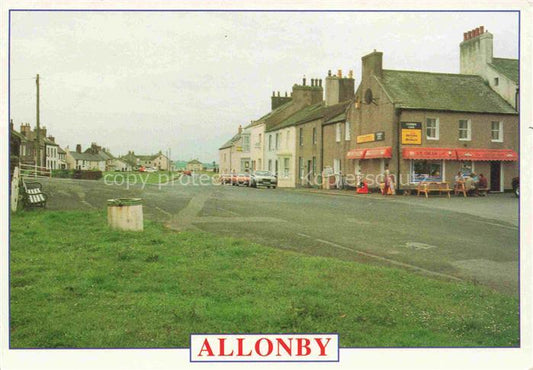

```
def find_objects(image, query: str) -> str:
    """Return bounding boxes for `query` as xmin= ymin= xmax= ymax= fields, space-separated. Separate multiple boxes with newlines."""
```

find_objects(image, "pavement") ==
xmin=29 ymin=176 xmax=520 ymax=295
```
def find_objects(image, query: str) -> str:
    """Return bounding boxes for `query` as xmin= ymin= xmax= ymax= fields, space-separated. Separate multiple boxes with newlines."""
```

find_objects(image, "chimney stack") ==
xmin=302 ymin=76 xmax=306 ymax=86
xmin=328 ymin=70 xmax=332 ymax=77
xmin=348 ymin=70 xmax=353 ymax=79
xmin=48 ymin=136 xmax=55 ymax=143
xmin=238 ymin=125 xmax=242 ymax=134
xmin=337 ymin=69 xmax=342 ymax=78
xmin=76 ymin=144 xmax=82 ymax=153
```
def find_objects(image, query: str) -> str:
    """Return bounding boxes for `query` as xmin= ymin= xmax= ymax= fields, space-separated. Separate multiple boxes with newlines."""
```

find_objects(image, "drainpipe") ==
xmin=515 ymin=87 xmax=519 ymax=111
xmin=320 ymin=123 xmax=324 ymax=189
xmin=395 ymin=107 xmax=402 ymax=193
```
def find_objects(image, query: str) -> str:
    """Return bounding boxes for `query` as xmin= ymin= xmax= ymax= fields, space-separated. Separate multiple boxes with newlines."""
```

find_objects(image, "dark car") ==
xmin=512 ymin=177 xmax=519 ymax=197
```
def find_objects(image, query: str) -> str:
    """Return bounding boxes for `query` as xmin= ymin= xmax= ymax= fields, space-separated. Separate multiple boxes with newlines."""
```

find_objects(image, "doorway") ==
xmin=306 ymin=160 xmax=312 ymax=186
xmin=490 ymin=161 xmax=501 ymax=192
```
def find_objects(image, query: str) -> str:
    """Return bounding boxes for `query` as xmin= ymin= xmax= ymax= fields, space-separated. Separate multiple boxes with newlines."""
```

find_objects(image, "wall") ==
xmin=219 ymin=147 xmax=232 ymax=174
xmin=295 ymin=118 xmax=323 ymax=187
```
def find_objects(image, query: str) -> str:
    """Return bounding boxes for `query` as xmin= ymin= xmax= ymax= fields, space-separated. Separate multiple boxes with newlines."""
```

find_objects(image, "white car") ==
xmin=251 ymin=171 xmax=277 ymax=188
xmin=144 ymin=167 xmax=157 ymax=173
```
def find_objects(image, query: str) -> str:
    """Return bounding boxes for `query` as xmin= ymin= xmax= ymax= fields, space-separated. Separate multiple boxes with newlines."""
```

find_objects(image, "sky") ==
xmin=9 ymin=11 xmax=519 ymax=162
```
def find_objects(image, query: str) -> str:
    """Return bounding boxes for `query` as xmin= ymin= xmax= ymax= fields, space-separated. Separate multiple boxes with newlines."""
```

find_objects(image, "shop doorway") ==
xmin=490 ymin=161 xmax=501 ymax=192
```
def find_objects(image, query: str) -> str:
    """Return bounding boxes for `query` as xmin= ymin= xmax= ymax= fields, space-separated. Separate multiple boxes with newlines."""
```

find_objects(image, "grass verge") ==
xmin=10 ymin=210 xmax=518 ymax=348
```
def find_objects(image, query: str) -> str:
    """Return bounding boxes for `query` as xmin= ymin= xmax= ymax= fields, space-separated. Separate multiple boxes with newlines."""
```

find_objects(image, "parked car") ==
xmin=145 ymin=167 xmax=157 ymax=173
xmin=183 ymin=170 xmax=192 ymax=176
xmin=234 ymin=173 xmax=252 ymax=186
xmin=251 ymin=170 xmax=277 ymax=188
xmin=219 ymin=173 xmax=236 ymax=184
xmin=138 ymin=166 xmax=146 ymax=172
xmin=512 ymin=177 xmax=519 ymax=197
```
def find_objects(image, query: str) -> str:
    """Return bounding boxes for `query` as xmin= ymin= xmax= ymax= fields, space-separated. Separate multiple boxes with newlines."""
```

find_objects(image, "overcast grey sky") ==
xmin=10 ymin=11 xmax=518 ymax=162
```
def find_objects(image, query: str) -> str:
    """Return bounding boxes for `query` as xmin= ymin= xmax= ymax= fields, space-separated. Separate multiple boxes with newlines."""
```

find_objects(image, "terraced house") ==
xmin=345 ymin=47 xmax=518 ymax=192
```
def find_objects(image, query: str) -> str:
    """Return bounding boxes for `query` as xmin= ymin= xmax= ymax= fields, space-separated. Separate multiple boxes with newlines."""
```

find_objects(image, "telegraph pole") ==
xmin=36 ymin=74 xmax=41 ymax=167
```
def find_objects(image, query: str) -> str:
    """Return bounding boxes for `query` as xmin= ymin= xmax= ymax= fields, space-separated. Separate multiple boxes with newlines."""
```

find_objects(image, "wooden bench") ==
xmin=22 ymin=180 xmax=48 ymax=208
xmin=454 ymin=181 xmax=467 ymax=197
xmin=417 ymin=181 xmax=452 ymax=199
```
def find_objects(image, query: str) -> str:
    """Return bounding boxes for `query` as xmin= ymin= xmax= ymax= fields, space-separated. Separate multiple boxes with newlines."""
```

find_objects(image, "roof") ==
xmin=489 ymin=57 xmax=519 ymax=84
xmin=246 ymin=100 xmax=294 ymax=128
xmin=43 ymin=137 xmax=58 ymax=146
xmin=188 ymin=159 xmax=202 ymax=164
xmin=99 ymin=149 xmax=115 ymax=160
xmin=58 ymin=147 xmax=66 ymax=154
xmin=325 ymin=111 xmax=347 ymax=124
xmin=219 ymin=132 xmax=242 ymax=150
xmin=136 ymin=154 xmax=159 ymax=161
xmin=379 ymin=70 xmax=517 ymax=114
xmin=173 ymin=160 xmax=187 ymax=169
xmin=266 ymin=103 xmax=323 ymax=132
xmin=69 ymin=151 xmax=106 ymax=161
xmin=10 ymin=129 xmax=27 ymax=141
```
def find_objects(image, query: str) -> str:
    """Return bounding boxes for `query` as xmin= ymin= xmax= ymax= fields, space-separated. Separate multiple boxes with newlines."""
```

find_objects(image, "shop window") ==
xmin=460 ymin=161 xmax=474 ymax=177
xmin=491 ymin=121 xmax=503 ymax=142
xmin=458 ymin=119 xmax=471 ymax=141
xmin=426 ymin=118 xmax=439 ymax=140
xmin=411 ymin=160 xmax=443 ymax=182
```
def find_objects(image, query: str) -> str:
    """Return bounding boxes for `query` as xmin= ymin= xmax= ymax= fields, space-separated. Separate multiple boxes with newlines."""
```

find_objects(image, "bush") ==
xmin=73 ymin=170 xmax=103 ymax=180
xmin=52 ymin=169 xmax=74 ymax=178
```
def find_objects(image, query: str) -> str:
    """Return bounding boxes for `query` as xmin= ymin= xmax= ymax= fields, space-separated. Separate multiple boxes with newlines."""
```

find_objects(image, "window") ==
xmin=491 ymin=121 xmax=503 ymax=142
xmin=283 ymin=158 xmax=290 ymax=178
xmin=458 ymin=119 xmax=471 ymax=141
xmin=275 ymin=133 xmax=280 ymax=150
xmin=494 ymin=77 xmax=499 ymax=86
xmin=268 ymin=159 xmax=272 ymax=171
xmin=312 ymin=156 xmax=316 ymax=175
xmin=242 ymin=135 xmax=250 ymax=152
xmin=298 ymin=157 xmax=303 ymax=178
xmin=268 ymin=135 xmax=273 ymax=151
xmin=299 ymin=128 xmax=304 ymax=146
xmin=345 ymin=122 xmax=351 ymax=141
xmin=426 ymin=118 xmax=439 ymax=140
xmin=411 ymin=160 xmax=442 ymax=182
xmin=460 ymin=161 xmax=474 ymax=177
xmin=258 ymin=159 xmax=262 ymax=170
xmin=336 ymin=123 xmax=341 ymax=142
xmin=312 ymin=127 xmax=317 ymax=144
xmin=286 ymin=130 xmax=290 ymax=147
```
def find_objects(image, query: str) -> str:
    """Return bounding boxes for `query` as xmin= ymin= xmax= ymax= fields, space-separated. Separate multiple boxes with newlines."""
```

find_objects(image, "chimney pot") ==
xmin=76 ymin=144 xmax=82 ymax=153
xmin=348 ymin=70 xmax=353 ymax=79
xmin=302 ymin=76 xmax=306 ymax=86
xmin=463 ymin=32 xmax=467 ymax=41
xmin=480 ymin=26 xmax=484 ymax=33
xmin=272 ymin=91 xmax=275 ymax=97
xmin=328 ymin=70 xmax=332 ymax=77
xmin=319 ymin=79 xmax=322 ymax=87
xmin=337 ymin=69 xmax=342 ymax=78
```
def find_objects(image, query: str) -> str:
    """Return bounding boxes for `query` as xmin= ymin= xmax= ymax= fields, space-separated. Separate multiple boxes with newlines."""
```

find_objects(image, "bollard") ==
xmin=107 ymin=198 xmax=143 ymax=231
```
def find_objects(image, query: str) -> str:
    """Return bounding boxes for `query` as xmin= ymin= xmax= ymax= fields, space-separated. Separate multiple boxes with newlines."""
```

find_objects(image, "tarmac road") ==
xmin=34 ymin=175 xmax=520 ymax=295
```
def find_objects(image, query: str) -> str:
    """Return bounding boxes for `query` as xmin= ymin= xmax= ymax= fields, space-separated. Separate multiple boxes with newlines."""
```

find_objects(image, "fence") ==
xmin=19 ymin=163 xmax=52 ymax=179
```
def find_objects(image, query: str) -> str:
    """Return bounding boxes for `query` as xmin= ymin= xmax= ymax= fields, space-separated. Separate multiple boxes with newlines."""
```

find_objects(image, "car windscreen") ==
xmin=254 ymin=171 xmax=271 ymax=176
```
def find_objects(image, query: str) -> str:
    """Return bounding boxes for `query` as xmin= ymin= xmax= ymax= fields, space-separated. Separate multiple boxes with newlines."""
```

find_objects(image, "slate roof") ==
xmin=379 ymin=70 xmax=517 ymax=114
xmin=58 ymin=147 xmax=66 ymax=154
xmin=136 ymin=154 xmax=160 ymax=161
xmin=266 ymin=103 xmax=323 ymax=132
xmin=69 ymin=151 xmax=106 ymax=161
xmin=99 ymin=149 xmax=115 ymax=160
xmin=10 ymin=129 xmax=27 ymax=141
xmin=489 ymin=57 xmax=519 ymax=84
xmin=219 ymin=132 xmax=242 ymax=150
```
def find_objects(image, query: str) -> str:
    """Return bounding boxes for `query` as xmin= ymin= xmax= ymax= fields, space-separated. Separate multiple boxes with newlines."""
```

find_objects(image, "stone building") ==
xmin=186 ymin=159 xmax=204 ymax=172
xmin=346 ymin=50 xmax=518 ymax=192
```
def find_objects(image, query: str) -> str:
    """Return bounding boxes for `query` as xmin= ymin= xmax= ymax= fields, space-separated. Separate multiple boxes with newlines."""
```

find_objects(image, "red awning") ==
xmin=402 ymin=148 xmax=457 ymax=160
xmin=346 ymin=149 xmax=366 ymax=159
xmin=364 ymin=147 xmax=392 ymax=159
xmin=456 ymin=149 xmax=518 ymax=161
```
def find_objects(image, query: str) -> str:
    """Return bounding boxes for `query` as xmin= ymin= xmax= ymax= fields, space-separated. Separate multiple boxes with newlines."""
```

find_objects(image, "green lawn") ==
xmin=10 ymin=210 xmax=519 ymax=348
xmin=102 ymin=171 xmax=180 ymax=185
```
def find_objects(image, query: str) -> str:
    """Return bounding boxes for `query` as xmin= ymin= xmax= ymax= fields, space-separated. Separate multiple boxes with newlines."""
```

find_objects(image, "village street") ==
xmin=39 ymin=176 xmax=519 ymax=295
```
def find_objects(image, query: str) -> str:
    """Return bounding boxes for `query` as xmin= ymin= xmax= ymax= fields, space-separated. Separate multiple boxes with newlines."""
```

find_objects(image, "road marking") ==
xmin=296 ymin=233 xmax=462 ymax=282
xmin=468 ymin=218 xmax=518 ymax=230
xmin=155 ymin=206 xmax=172 ymax=217
xmin=217 ymin=207 xmax=240 ymax=216
xmin=191 ymin=216 xmax=284 ymax=224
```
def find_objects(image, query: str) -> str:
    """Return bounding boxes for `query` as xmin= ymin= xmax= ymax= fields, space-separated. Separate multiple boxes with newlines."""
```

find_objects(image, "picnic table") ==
xmin=417 ymin=181 xmax=452 ymax=199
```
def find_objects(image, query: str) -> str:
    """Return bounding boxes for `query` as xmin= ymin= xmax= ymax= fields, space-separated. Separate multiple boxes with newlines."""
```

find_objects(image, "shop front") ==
xmin=346 ymin=146 xmax=392 ymax=188
xmin=401 ymin=147 xmax=518 ymax=191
